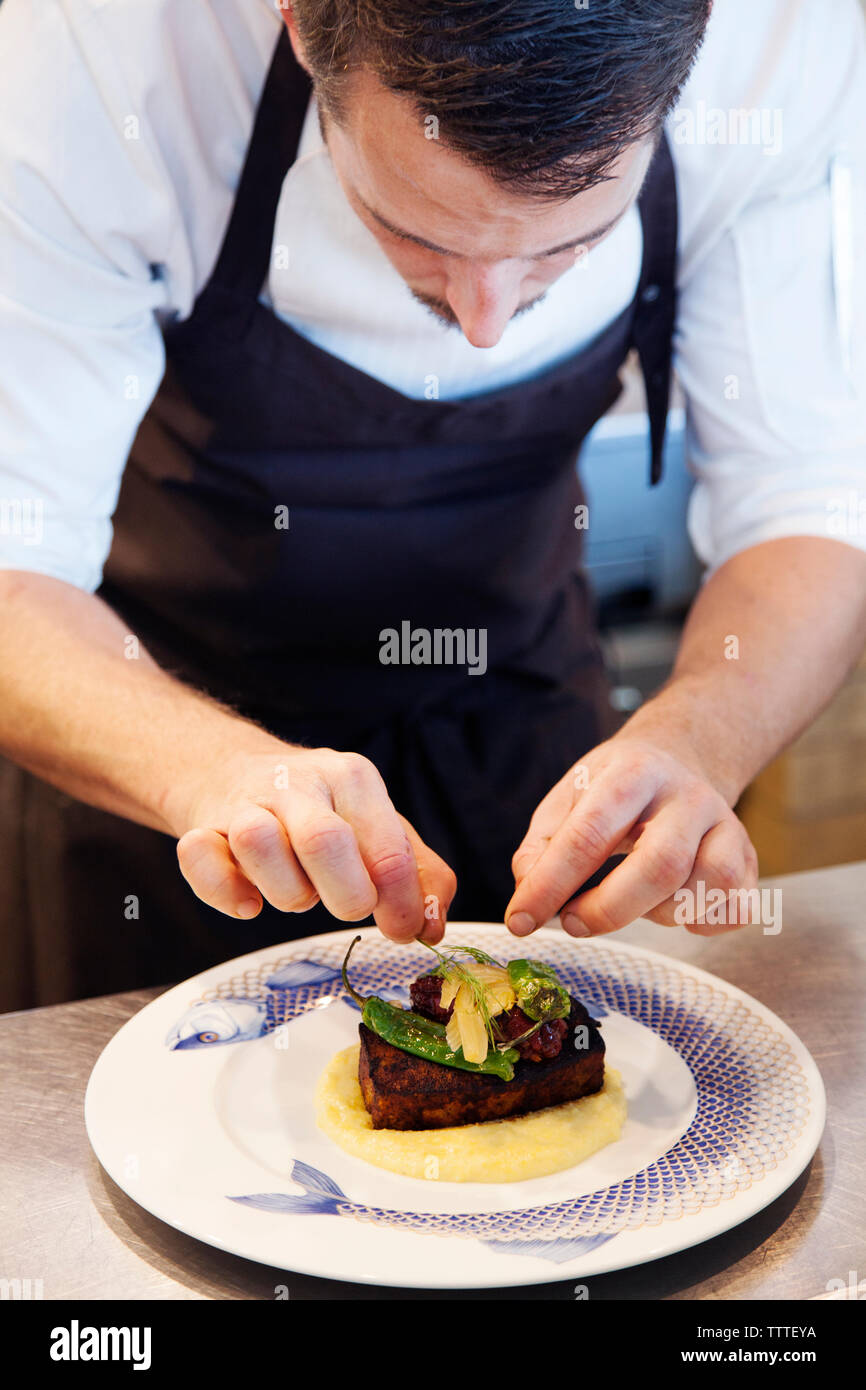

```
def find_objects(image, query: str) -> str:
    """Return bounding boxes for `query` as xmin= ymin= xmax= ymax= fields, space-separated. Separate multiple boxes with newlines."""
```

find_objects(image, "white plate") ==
xmin=85 ymin=924 xmax=825 ymax=1289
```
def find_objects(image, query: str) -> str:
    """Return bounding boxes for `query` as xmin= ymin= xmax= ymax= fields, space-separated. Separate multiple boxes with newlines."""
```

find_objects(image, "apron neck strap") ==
xmin=209 ymin=26 xmax=311 ymax=298
xmin=632 ymin=132 xmax=679 ymax=486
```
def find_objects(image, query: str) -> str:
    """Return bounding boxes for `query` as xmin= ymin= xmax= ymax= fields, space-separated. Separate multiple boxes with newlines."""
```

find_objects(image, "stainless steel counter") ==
xmin=2 ymin=861 xmax=864 ymax=1300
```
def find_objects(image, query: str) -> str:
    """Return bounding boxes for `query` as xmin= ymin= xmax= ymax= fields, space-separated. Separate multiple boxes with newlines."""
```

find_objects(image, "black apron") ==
xmin=0 ymin=29 xmax=677 ymax=1008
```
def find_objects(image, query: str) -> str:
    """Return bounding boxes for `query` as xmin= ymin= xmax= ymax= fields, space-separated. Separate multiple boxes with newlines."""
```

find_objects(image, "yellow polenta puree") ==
xmin=314 ymin=1044 xmax=627 ymax=1184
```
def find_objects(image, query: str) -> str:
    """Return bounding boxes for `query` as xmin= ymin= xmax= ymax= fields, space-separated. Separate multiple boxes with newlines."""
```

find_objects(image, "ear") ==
xmin=277 ymin=3 xmax=313 ymax=76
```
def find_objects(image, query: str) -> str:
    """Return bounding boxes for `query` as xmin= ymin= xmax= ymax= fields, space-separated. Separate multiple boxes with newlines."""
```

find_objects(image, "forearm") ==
xmin=0 ymin=570 xmax=455 ymax=938
xmin=0 ymin=571 xmax=282 ymax=834
xmin=614 ymin=537 xmax=866 ymax=805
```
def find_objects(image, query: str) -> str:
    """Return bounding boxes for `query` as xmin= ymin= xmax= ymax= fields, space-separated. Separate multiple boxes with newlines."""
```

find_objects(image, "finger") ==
xmin=330 ymin=756 xmax=426 ymax=942
xmin=505 ymin=764 xmax=655 ymax=934
xmin=557 ymin=796 xmax=718 ymax=937
xmin=511 ymin=762 xmax=645 ymax=890
xmin=284 ymin=795 xmax=378 ymax=922
xmin=227 ymin=806 xmax=318 ymax=912
xmin=511 ymin=773 xmax=578 ymax=886
xmin=649 ymin=821 xmax=758 ymax=935
xmin=399 ymin=816 xmax=457 ymax=945
xmin=177 ymin=827 xmax=262 ymax=919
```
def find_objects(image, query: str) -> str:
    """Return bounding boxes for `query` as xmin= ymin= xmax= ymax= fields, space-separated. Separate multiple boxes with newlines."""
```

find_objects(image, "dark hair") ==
xmin=292 ymin=0 xmax=711 ymax=200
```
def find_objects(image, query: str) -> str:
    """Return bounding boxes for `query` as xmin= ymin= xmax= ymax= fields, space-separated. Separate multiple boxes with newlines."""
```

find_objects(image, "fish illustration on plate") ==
xmin=165 ymin=958 xmax=347 ymax=1049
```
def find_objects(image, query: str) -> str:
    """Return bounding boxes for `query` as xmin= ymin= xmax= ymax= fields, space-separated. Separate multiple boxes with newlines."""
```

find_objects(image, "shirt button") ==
xmin=641 ymin=283 xmax=661 ymax=304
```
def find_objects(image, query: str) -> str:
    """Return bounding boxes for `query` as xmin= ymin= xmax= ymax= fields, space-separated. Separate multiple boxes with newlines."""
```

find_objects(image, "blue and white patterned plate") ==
xmin=84 ymin=923 xmax=825 ymax=1289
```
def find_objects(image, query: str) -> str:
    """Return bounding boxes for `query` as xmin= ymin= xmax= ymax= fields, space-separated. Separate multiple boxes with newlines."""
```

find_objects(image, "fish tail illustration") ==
xmin=229 ymin=1191 xmax=344 ymax=1217
xmin=228 ymin=1160 xmax=349 ymax=1218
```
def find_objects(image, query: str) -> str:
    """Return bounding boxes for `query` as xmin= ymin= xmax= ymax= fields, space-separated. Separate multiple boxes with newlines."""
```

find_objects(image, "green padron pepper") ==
xmin=506 ymin=958 xmax=571 ymax=1023
xmin=341 ymin=936 xmax=519 ymax=1081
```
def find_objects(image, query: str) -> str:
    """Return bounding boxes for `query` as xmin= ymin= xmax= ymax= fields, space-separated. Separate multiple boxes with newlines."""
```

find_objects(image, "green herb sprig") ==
xmin=419 ymin=941 xmax=502 ymax=1048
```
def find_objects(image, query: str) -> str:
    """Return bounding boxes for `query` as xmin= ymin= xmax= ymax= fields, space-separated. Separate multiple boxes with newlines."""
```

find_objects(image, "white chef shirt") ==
xmin=0 ymin=0 xmax=864 ymax=593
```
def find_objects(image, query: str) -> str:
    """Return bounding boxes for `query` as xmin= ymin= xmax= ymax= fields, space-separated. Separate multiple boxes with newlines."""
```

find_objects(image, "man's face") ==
xmin=285 ymin=23 xmax=656 ymax=349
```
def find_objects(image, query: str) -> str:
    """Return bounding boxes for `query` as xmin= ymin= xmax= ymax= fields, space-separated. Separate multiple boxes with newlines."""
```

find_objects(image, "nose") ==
xmin=445 ymin=261 xmax=524 ymax=348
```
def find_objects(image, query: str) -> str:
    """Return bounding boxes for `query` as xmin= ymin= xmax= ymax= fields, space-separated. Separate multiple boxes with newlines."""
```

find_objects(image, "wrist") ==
xmin=611 ymin=676 xmax=751 ymax=806
xmin=154 ymin=707 xmax=291 ymax=838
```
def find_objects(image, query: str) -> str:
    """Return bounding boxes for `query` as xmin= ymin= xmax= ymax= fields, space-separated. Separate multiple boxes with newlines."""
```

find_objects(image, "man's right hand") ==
xmin=171 ymin=744 xmax=456 ymax=944
xmin=0 ymin=574 xmax=455 ymax=944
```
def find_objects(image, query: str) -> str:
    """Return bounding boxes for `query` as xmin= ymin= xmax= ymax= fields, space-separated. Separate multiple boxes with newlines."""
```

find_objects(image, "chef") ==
xmin=0 ymin=0 xmax=865 ymax=1008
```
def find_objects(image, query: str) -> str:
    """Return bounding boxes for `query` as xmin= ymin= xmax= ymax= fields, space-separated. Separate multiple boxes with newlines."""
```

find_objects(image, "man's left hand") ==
xmin=505 ymin=733 xmax=759 ymax=938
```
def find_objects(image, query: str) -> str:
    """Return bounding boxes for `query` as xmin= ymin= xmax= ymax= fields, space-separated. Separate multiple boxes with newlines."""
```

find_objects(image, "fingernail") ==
xmin=562 ymin=913 xmax=591 ymax=938
xmin=236 ymin=899 xmax=260 ymax=919
xmin=507 ymin=912 xmax=536 ymax=936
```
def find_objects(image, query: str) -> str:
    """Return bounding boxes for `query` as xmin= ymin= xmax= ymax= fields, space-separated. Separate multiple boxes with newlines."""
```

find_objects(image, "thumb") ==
xmin=398 ymin=815 xmax=455 ymax=944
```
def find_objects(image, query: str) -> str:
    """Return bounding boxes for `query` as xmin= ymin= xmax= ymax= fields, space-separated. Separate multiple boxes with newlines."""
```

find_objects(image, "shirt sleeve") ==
xmin=0 ymin=0 xmax=181 ymax=591
xmin=0 ymin=0 xmax=279 ymax=593
xmin=672 ymin=0 xmax=866 ymax=577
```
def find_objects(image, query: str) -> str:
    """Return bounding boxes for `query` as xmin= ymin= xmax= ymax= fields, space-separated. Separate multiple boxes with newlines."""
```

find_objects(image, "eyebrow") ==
xmin=356 ymin=192 xmax=632 ymax=259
